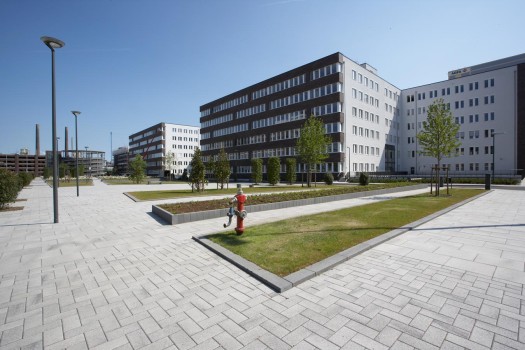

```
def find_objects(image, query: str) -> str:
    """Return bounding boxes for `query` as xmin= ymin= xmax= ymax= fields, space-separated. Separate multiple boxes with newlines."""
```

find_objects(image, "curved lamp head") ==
xmin=71 ymin=111 xmax=81 ymax=117
xmin=41 ymin=36 xmax=65 ymax=50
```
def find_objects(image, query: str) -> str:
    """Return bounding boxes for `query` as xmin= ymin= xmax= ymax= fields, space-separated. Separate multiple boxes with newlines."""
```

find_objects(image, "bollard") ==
xmin=485 ymin=174 xmax=491 ymax=190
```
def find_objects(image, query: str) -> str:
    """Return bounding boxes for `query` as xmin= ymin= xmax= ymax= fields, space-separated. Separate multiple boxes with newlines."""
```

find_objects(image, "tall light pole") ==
xmin=72 ymin=111 xmax=81 ymax=196
xmin=41 ymin=36 xmax=64 ymax=224
xmin=491 ymin=131 xmax=505 ymax=183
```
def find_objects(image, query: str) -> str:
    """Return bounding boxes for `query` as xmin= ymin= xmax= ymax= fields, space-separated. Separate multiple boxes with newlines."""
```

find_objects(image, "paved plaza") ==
xmin=0 ymin=179 xmax=525 ymax=349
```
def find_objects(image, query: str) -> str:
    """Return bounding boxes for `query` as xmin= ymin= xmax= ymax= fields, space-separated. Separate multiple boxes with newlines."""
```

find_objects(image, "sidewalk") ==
xmin=0 ymin=178 xmax=524 ymax=349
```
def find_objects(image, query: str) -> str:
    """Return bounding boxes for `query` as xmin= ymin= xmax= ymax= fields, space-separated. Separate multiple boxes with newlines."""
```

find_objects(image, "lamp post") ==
xmin=41 ymin=36 xmax=65 ymax=224
xmin=492 ymin=131 xmax=505 ymax=183
xmin=72 ymin=111 xmax=81 ymax=196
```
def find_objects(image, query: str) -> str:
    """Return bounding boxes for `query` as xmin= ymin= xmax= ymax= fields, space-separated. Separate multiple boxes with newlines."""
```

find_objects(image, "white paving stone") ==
xmin=1 ymin=179 xmax=525 ymax=349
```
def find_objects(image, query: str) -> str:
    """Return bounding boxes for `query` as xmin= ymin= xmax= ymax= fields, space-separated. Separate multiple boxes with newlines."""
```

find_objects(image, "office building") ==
xmin=128 ymin=123 xmax=200 ymax=178
xmin=200 ymin=52 xmax=525 ymax=179
xmin=200 ymin=52 xmax=400 ymax=180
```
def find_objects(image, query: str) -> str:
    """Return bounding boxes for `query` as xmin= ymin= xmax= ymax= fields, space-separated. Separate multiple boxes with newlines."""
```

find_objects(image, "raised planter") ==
xmin=152 ymin=184 xmax=427 ymax=225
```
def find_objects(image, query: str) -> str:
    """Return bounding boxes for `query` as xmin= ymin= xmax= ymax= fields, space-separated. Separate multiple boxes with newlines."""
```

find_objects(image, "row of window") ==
xmin=352 ymin=88 xmax=380 ymax=108
xmin=454 ymin=96 xmax=495 ymax=109
xmin=201 ymin=139 xmax=233 ymax=151
xmin=311 ymin=63 xmax=341 ymax=80
xmin=384 ymin=88 xmax=399 ymax=102
xmin=252 ymin=74 xmax=306 ymax=100
xmin=352 ymin=126 xmax=381 ymax=140
xmin=312 ymin=102 xmax=342 ymax=117
xmin=455 ymin=112 xmax=496 ymax=124
xmin=236 ymin=162 xmax=343 ymax=174
xmin=171 ymin=136 xmax=199 ymax=142
xmin=201 ymin=113 xmax=233 ymax=128
xmin=406 ymin=79 xmax=496 ymax=103
xmin=352 ymin=107 xmax=381 ymax=124
xmin=351 ymin=70 xmax=380 ymax=92
xmin=237 ymin=104 xmax=266 ymax=119
xmin=352 ymin=163 xmax=377 ymax=172
xmin=352 ymin=144 xmax=381 ymax=156
xmin=213 ymin=123 xmax=249 ymax=137
xmin=172 ymin=128 xmax=199 ymax=134
xmin=252 ymin=110 xmax=306 ymax=129
xmin=454 ymin=146 xmax=494 ymax=156
xmin=171 ymin=144 xmax=196 ymax=150
xmin=270 ymin=83 xmax=342 ymax=110
xmin=212 ymin=95 xmax=248 ymax=114
xmin=270 ymin=129 xmax=301 ymax=142
xmin=236 ymin=134 xmax=267 ymax=146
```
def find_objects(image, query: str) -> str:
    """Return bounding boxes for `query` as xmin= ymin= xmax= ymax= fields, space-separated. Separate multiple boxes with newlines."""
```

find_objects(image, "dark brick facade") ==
xmin=518 ymin=64 xmax=525 ymax=178
xmin=200 ymin=53 xmax=345 ymax=180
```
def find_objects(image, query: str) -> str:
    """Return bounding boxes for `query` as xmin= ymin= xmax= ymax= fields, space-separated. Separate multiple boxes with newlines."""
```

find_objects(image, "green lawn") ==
xmin=130 ymin=184 xmax=331 ymax=201
xmin=207 ymin=189 xmax=483 ymax=277
xmin=102 ymin=178 xmax=184 ymax=185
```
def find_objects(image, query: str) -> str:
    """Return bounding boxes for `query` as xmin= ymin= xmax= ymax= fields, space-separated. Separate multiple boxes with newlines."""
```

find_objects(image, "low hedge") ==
xmin=0 ymin=169 xmax=33 ymax=209
xmin=159 ymin=182 xmax=412 ymax=214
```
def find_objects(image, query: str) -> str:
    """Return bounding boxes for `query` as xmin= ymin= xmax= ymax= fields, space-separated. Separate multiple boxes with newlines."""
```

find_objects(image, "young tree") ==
xmin=164 ymin=151 xmax=176 ymax=180
xmin=129 ymin=154 xmax=147 ymax=184
xmin=285 ymin=158 xmax=296 ymax=185
xmin=417 ymin=98 xmax=461 ymax=195
xmin=267 ymin=157 xmax=280 ymax=185
xmin=205 ymin=156 xmax=216 ymax=187
xmin=188 ymin=147 xmax=206 ymax=192
xmin=215 ymin=148 xmax=230 ymax=190
xmin=251 ymin=158 xmax=262 ymax=184
xmin=296 ymin=116 xmax=331 ymax=187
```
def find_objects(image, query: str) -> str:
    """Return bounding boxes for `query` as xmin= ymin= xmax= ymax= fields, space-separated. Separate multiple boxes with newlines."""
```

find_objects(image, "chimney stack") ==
xmin=35 ymin=124 xmax=40 ymax=156
xmin=65 ymin=127 xmax=69 ymax=155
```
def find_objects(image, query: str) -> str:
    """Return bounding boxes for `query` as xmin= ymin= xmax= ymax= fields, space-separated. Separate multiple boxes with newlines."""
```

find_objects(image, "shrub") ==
xmin=0 ymin=169 xmax=20 ymax=209
xmin=324 ymin=172 xmax=334 ymax=185
xmin=18 ymin=172 xmax=33 ymax=188
xmin=43 ymin=167 xmax=51 ymax=179
xmin=359 ymin=172 xmax=369 ymax=186
xmin=267 ymin=157 xmax=280 ymax=185
xmin=285 ymin=158 xmax=297 ymax=185
xmin=251 ymin=158 xmax=263 ymax=184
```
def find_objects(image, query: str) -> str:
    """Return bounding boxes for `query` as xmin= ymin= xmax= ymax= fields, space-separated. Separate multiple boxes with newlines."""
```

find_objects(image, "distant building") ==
xmin=128 ymin=123 xmax=200 ymax=178
xmin=47 ymin=149 xmax=106 ymax=177
xmin=0 ymin=150 xmax=46 ymax=176
xmin=112 ymin=147 xmax=130 ymax=175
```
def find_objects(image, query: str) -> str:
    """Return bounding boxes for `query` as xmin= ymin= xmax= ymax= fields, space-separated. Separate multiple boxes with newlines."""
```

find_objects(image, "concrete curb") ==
xmin=154 ymin=184 xmax=427 ymax=225
xmin=193 ymin=190 xmax=491 ymax=293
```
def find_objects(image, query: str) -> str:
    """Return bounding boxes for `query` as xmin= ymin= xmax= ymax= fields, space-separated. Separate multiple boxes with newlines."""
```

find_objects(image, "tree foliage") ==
xmin=188 ymin=147 xmax=206 ymax=192
xmin=296 ymin=116 xmax=331 ymax=187
xmin=164 ymin=151 xmax=176 ymax=179
xmin=417 ymin=98 xmax=461 ymax=195
xmin=267 ymin=157 xmax=280 ymax=185
xmin=0 ymin=169 xmax=20 ymax=209
xmin=129 ymin=154 xmax=147 ymax=184
xmin=285 ymin=158 xmax=297 ymax=185
xmin=251 ymin=158 xmax=263 ymax=184
xmin=215 ymin=148 xmax=230 ymax=189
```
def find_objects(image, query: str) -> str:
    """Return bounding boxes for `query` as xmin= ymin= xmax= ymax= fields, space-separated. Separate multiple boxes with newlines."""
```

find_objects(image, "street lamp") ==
xmin=492 ymin=131 xmax=505 ymax=183
xmin=71 ymin=111 xmax=81 ymax=196
xmin=41 ymin=36 xmax=65 ymax=224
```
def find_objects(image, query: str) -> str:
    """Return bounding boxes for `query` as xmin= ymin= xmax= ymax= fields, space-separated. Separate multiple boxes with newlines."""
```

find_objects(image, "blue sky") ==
xmin=1 ymin=0 xmax=523 ymax=160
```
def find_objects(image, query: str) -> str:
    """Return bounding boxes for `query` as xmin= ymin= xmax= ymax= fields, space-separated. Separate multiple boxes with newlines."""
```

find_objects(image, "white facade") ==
xmin=164 ymin=124 xmax=200 ymax=177
xmin=128 ymin=123 xmax=200 ymax=177
xmin=341 ymin=57 xmax=401 ymax=176
xmin=400 ymin=60 xmax=521 ymax=176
